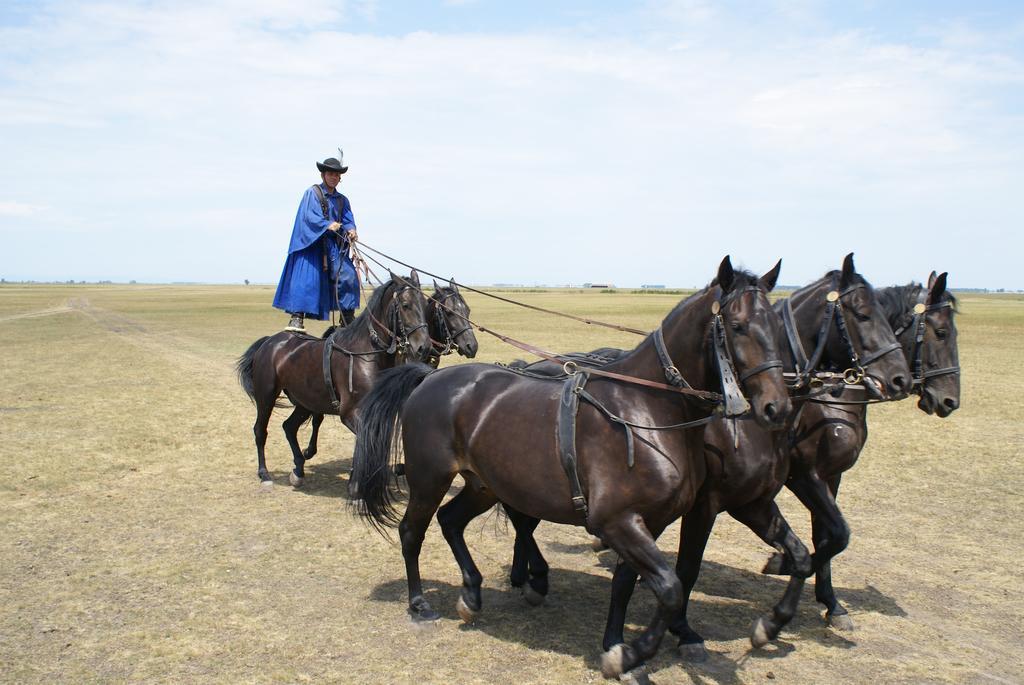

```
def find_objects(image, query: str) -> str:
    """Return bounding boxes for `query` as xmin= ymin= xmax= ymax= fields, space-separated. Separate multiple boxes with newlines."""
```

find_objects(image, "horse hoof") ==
xmin=456 ymin=595 xmax=479 ymax=623
xmin=601 ymin=644 xmax=627 ymax=679
xmin=408 ymin=608 xmax=440 ymax=624
xmin=301 ymin=451 xmax=314 ymax=462
xmin=618 ymin=666 xmax=650 ymax=685
xmin=750 ymin=617 xmax=773 ymax=649
xmin=260 ymin=479 xmax=274 ymax=489
xmin=522 ymin=585 xmax=545 ymax=607
xmin=591 ymin=536 xmax=607 ymax=552
xmin=289 ymin=471 xmax=304 ymax=487
xmin=761 ymin=552 xmax=786 ymax=575
xmin=677 ymin=641 xmax=708 ymax=662
xmin=827 ymin=611 xmax=855 ymax=631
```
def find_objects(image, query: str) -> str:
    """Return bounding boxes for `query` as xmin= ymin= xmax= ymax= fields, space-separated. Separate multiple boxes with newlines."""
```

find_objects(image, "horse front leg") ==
xmin=599 ymin=515 xmax=678 ymax=680
xmin=814 ymin=475 xmax=854 ymax=630
xmin=302 ymin=413 xmax=325 ymax=461
xmin=731 ymin=498 xmax=812 ymax=648
xmin=786 ymin=472 xmax=853 ymax=629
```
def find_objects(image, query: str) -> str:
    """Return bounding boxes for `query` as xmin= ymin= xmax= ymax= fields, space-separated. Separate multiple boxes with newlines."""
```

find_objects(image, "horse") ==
xmin=352 ymin=257 xmax=792 ymax=679
xmin=502 ymin=254 xmax=912 ymax=660
xmin=296 ymin=280 xmax=479 ymax=474
xmin=764 ymin=270 xmax=959 ymax=630
xmin=236 ymin=271 xmax=430 ymax=485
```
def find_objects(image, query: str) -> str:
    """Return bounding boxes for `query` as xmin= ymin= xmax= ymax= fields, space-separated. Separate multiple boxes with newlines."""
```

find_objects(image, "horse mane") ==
xmin=328 ymin=279 xmax=398 ymax=347
xmin=877 ymin=282 xmax=959 ymax=331
xmin=656 ymin=268 xmax=762 ymax=329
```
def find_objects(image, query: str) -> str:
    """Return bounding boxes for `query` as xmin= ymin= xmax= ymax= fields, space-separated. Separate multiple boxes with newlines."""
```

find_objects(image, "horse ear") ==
xmin=840 ymin=253 xmax=856 ymax=287
xmin=450 ymin=278 xmax=459 ymax=294
xmin=432 ymin=278 xmax=440 ymax=291
xmin=717 ymin=255 xmax=735 ymax=293
xmin=927 ymin=270 xmax=938 ymax=288
xmin=759 ymin=259 xmax=782 ymax=293
xmin=388 ymin=270 xmax=397 ymax=283
xmin=409 ymin=270 xmax=420 ymax=286
xmin=929 ymin=272 xmax=948 ymax=303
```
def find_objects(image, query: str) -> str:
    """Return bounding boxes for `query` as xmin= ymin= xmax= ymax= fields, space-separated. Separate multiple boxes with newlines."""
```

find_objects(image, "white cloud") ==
xmin=0 ymin=2 xmax=1021 ymax=287
xmin=0 ymin=202 xmax=48 ymax=217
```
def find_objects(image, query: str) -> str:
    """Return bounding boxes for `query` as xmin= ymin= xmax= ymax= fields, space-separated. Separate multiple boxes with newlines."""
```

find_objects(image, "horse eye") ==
xmin=853 ymin=311 xmax=871 ymax=322
xmin=935 ymin=328 xmax=948 ymax=339
xmin=730 ymin=321 xmax=745 ymax=334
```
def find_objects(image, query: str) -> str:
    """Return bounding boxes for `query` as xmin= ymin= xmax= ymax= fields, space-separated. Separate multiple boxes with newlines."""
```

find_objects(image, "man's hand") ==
xmin=327 ymin=222 xmax=342 ymax=232
xmin=346 ymin=229 xmax=358 ymax=243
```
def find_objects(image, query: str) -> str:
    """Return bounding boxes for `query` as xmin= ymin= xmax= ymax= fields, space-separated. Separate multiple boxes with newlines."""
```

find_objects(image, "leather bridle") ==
xmin=892 ymin=290 xmax=960 ymax=391
xmin=782 ymin=279 xmax=902 ymax=389
xmin=429 ymin=290 xmax=473 ymax=357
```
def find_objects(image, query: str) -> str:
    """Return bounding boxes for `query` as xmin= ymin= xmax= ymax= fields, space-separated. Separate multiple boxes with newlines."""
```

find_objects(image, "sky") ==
xmin=1 ymin=0 xmax=1022 ymax=289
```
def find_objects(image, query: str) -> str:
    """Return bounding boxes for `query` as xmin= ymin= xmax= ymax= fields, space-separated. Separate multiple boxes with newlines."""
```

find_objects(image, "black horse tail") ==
xmin=353 ymin=362 xmax=436 ymax=533
xmin=236 ymin=336 xmax=270 ymax=402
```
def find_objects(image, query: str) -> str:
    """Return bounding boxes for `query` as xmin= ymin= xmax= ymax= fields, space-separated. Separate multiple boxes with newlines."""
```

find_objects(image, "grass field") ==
xmin=0 ymin=283 xmax=1021 ymax=684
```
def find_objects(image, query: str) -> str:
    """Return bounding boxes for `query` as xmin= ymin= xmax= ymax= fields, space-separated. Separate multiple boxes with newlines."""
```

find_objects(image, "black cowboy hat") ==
xmin=316 ymin=148 xmax=348 ymax=173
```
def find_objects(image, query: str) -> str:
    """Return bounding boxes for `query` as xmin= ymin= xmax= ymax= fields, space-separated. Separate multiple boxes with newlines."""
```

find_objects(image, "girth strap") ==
xmin=556 ymin=372 xmax=591 ymax=521
xmin=322 ymin=328 xmax=341 ymax=409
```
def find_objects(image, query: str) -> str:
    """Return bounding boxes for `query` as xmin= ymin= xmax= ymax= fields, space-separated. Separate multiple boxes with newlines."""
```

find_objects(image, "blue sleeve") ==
xmin=287 ymin=188 xmax=332 ymax=254
xmin=341 ymin=195 xmax=356 ymax=231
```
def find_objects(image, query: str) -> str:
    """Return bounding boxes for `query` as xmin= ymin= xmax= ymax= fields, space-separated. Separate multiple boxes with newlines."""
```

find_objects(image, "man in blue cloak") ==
xmin=273 ymin=149 xmax=361 ymax=332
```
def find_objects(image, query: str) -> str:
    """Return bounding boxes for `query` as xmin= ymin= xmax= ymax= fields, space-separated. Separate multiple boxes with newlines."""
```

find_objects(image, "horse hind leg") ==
xmin=401 ymin=462 xmax=458 ymax=623
xmin=282 ymin=406 xmax=313 ymax=486
xmin=252 ymin=387 xmax=279 ymax=483
xmin=303 ymin=413 xmax=324 ymax=461
xmin=502 ymin=505 xmax=548 ymax=606
xmin=437 ymin=484 xmax=499 ymax=622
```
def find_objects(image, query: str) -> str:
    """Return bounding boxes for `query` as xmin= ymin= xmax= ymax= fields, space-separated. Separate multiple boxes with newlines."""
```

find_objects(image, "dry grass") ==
xmin=0 ymin=284 xmax=1021 ymax=684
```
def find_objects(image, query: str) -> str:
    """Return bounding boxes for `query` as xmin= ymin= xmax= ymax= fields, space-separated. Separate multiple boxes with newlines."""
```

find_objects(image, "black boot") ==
xmin=285 ymin=312 xmax=305 ymax=332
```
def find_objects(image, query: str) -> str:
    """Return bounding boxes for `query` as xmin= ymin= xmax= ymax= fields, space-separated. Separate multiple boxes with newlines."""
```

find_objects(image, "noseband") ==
xmin=892 ymin=290 xmax=960 ymax=391
xmin=782 ymin=279 xmax=901 ymax=389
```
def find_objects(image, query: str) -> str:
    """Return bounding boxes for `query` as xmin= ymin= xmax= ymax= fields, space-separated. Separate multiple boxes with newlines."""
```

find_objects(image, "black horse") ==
xmin=236 ymin=272 xmax=430 ymax=485
xmin=765 ymin=270 xmax=959 ymax=629
xmin=504 ymin=254 xmax=912 ymax=659
xmin=297 ymin=281 xmax=479 ymax=474
xmin=352 ymin=257 xmax=791 ymax=679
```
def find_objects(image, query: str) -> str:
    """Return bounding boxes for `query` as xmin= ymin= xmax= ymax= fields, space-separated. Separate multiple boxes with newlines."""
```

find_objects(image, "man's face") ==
xmin=321 ymin=171 xmax=342 ymax=190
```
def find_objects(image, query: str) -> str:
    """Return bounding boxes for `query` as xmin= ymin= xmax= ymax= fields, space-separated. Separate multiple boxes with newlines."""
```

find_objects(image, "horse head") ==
xmin=784 ymin=253 xmax=910 ymax=400
xmin=431 ymin=278 xmax=478 ymax=359
xmin=385 ymin=269 xmax=431 ymax=360
xmin=714 ymin=256 xmax=791 ymax=429
xmin=886 ymin=271 xmax=960 ymax=417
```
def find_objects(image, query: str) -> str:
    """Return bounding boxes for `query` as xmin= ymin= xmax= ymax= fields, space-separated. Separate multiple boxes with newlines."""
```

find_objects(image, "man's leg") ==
xmin=285 ymin=312 xmax=305 ymax=332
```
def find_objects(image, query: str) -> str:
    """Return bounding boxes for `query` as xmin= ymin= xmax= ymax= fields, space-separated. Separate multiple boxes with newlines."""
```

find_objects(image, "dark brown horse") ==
xmin=765 ymin=270 xmax=959 ymax=629
xmin=236 ymin=272 xmax=430 ymax=485
xmin=353 ymin=257 xmax=791 ymax=678
xmin=294 ymin=281 xmax=478 ymax=473
xmin=505 ymin=254 xmax=912 ymax=660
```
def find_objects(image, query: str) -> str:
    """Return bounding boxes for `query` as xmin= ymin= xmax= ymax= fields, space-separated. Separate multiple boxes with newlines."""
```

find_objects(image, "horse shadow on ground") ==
xmin=366 ymin=553 xmax=904 ymax=682
xmin=262 ymin=456 xmax=354 ymax=499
